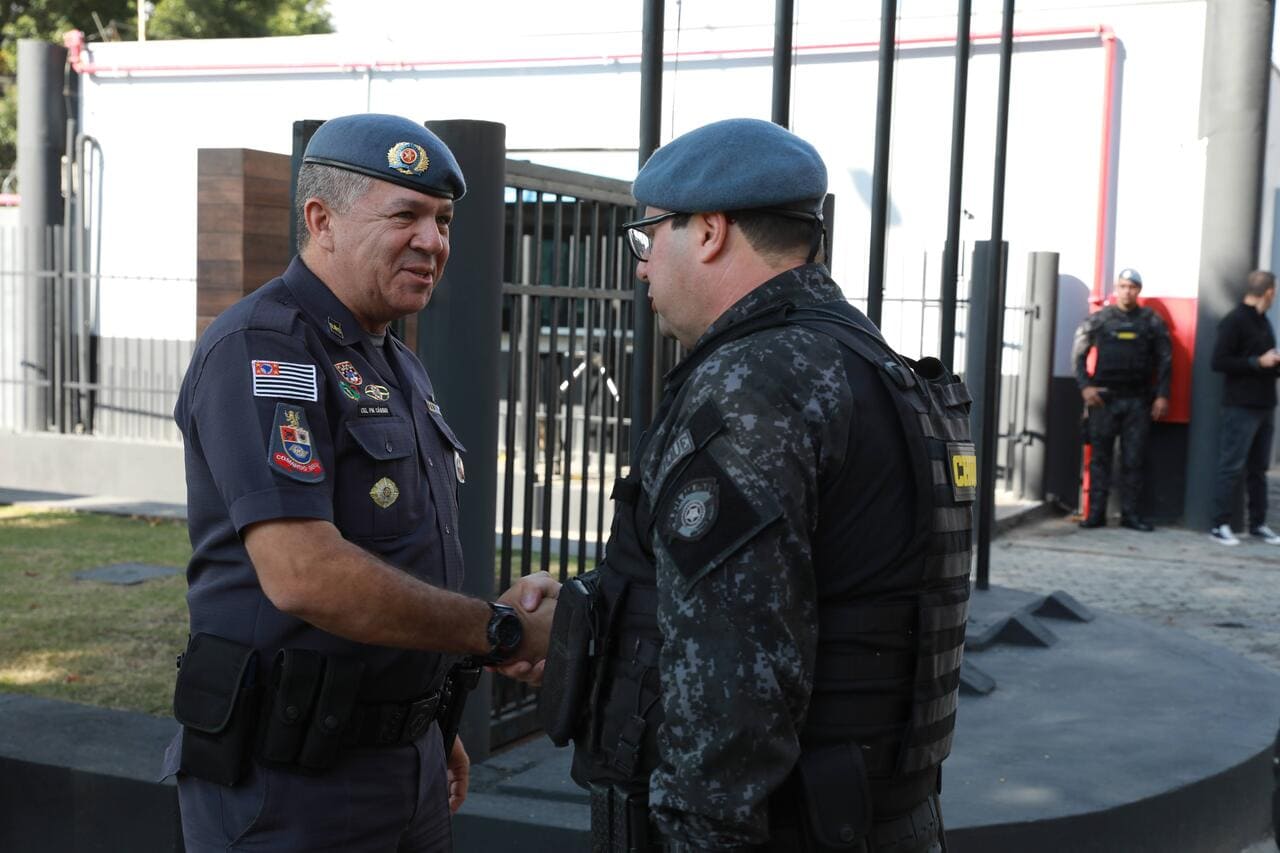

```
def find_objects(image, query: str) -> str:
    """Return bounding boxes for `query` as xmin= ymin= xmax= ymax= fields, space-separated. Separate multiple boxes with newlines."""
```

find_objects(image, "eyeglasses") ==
xmin=620 ymin=211 xmax=684 ymax=262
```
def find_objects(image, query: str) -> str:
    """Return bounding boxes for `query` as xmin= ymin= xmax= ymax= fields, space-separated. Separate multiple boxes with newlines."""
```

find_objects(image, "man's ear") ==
xmin=694 ymin=212 xmax=731 ymax=262
xmin=304 ymin=198 xmax=336 ymax=252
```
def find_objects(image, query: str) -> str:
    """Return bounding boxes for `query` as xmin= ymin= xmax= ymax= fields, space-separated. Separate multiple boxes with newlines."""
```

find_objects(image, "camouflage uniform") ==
xmin=1071 ymin=304 xmax=1172 ymax=519
xmin=621 ymin=264 xmax=920 ymax=848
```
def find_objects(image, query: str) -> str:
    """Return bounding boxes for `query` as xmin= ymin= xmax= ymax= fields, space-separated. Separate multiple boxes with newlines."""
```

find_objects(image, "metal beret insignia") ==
xmin=387 ymin=142 xmax=429 ymax=176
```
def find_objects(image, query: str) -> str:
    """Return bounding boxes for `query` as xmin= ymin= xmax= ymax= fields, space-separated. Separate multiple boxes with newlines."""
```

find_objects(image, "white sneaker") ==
xmin=1250 ymin=525 xmax=1280 ymax=545
xmin=1210 ymin=524 xmax=1240 ymax=546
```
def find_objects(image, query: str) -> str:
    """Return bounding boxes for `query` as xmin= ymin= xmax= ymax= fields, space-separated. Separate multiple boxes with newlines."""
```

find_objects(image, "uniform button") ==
xmin=284 ymin=705 xmax=300 ymax=722
xmin=839 ymin=825 xmax=856 ymax=843
xmin=428 ymin=458 xmax=434 ymax=467
xmin=323 ymin=714 xmax=340 ymax=732
xmin=444 ymin=525 xmax=451 ymax=534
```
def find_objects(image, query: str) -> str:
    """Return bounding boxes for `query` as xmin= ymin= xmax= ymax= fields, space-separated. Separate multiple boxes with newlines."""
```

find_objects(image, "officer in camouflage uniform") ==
xmin=1072 ymin=268 xmax=1172 ymax=531
xmin=504 ymin=119 xmax=974 ymax=852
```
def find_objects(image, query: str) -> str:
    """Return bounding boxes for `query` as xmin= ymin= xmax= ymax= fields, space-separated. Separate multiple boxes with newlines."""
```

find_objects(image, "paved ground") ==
xmin=992 ymin=494 xmax=1280 ymax=678
xmin=990 ymin=483 xmax=1280 ymax=853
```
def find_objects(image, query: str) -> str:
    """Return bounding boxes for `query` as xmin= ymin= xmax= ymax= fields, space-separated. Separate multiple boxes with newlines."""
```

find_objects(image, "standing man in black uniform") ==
xmin=504 ymin=118 xmax=974 ymax=852
xmin=163 ymin=114 xmax=550 ymax=852
xmin=1072 ymin=268 xmax=1172 ymax=530
xmin=1208 ymin=269 xmax=1280 ymax=546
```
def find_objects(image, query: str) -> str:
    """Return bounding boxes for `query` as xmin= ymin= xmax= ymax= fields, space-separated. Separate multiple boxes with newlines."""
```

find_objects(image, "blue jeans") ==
xmin=1212 ymin=405 xmax=1274 ymax=528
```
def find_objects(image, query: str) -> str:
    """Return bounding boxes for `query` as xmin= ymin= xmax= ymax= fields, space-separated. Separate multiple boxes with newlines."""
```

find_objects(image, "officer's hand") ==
xmin=1082 ymin=386 xmax=1106 ymax=408
xmin=499 ymin=570 xmax=562 ymax=613
xmin=1260 ymin=349 xmax=1280 ymax=369
xmin=447 ymin=736 xmax=470 ymax=814
xmin=1151 ymin=396 xmax=1169 ymax=420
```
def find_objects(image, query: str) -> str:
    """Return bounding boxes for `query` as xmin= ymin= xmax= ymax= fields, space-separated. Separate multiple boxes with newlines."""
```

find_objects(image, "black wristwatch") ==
xmin=481 ymin=602 xmax=523 ymax=665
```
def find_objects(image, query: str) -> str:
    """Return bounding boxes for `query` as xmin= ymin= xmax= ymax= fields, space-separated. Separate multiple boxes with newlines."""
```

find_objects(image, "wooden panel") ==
xmin=196 ymin=148 xmax=293 ymax=337
xmin=197 ymin=149 xmax=246 ymax=178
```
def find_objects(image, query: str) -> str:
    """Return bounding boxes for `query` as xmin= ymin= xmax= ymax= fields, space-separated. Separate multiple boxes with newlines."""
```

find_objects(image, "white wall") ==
xmin=78 ymin=0 xmax=1212 ymax=357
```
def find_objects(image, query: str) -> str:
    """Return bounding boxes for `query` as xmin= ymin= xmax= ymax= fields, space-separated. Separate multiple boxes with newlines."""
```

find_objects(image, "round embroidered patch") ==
xmin=370 ymin=477 xmax=400 ymax=508
xmin=667 ymin=478 xmax=719 ymax=541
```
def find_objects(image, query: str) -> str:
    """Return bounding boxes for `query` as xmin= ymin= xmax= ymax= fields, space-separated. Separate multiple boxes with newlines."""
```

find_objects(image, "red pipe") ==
xmin=66 ymin=26 xmax=1107 ymax=76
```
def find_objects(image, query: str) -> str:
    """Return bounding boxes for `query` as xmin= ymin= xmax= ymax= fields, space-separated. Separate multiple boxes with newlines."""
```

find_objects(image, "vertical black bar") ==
xmin=940 ymin=0 xmax=972 ymax=371
xmin=867 ymin=0 xmax=897 ymax=327
xmin=771 ymin=0 xmax=795 ymax=127
xmin=419 ymin=119 xmax=506 ymax=762
xmin=289 ymin=120 xmax=325 ymax=252
xmin=631 ymin=0 xmax=664 ymax=453
xmin=973 ymin=0 xmax=1015 ymax=591
xmin=501 ymin=191 xmax=522 ymax=591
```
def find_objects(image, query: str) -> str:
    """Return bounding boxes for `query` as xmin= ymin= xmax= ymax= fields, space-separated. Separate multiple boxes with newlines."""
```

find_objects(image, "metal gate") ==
xmin=489 ymin=161 xmax=640 ymax=746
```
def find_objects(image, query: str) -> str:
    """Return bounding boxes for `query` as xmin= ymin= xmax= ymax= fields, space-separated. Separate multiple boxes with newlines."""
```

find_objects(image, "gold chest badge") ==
xmin=370 ymin=477 xmax=400 ymax=508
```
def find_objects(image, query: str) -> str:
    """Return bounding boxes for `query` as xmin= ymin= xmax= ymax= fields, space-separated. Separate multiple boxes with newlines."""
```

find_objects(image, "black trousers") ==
xmin=1087 ymin=394 xmax=1150 ymax=518
xmin=1212 ymin=405 xmax=1274 ymax=528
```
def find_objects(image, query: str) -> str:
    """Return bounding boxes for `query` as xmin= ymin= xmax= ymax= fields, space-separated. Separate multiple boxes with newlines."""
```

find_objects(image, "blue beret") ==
xmin=303 ymin=113 xmax=466 ymax=201
xmin=633 ymin=118 xmax=826 ymax=214
xmin=1118 ymin=268 xmax=1143 ymax=285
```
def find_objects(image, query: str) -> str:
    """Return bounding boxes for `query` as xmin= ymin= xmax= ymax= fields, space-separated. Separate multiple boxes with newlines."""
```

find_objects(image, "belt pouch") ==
xmin=173 ymin=633 xmax=259 ymax=787
xmin=539 ymin=571 xmax=601 ymax=746
xmin=256 ymin=648 xmax=324 ymax=765
xmin=297 ymin=656 xmax=364 ymax=769
xmin=796 ymin=742 xmax=873 ymax=849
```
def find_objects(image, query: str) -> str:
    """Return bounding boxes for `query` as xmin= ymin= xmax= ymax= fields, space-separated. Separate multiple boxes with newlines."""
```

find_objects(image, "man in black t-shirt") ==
xmin=1210 ymin=269 xmax=1280 ymax=546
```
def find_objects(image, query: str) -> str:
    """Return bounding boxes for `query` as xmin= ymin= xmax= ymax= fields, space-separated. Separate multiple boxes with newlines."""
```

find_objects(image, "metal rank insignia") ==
xmin=327 ymin=317 xmax=344 ymax=339
xmin=454 ymin=450 xmax=466 ymax=484
xmin=334 ymin=361 xmax=362 ymax=386
xmin=668 ymin=478 xmax=718 ymax=541
xmin=387 ymin=142 xmax=429 ymax=176
xmin=365 ymin=384 xmax=391 ymax=401
xmin=370 ymin=477 xmax=400 ymax=508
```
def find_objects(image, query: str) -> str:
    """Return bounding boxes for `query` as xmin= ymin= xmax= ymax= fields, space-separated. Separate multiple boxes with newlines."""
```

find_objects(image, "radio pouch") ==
xmin=795 ymin=741 xmax=873 ymax=849
xmin=539 ymin=570 xmax=601 ymax=746
xmin=173 ymin=632 xmax=259 ymax=787
xmin=296 ymin=656 xmax=364 ymax=770
xmin=256 ymin=648 xmax=324 ymax=765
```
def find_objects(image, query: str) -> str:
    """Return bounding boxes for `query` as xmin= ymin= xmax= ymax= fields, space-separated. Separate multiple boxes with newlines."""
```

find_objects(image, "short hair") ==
xmin=295 ymin=163 xmax=374 ymax=251
xmin=669 ymin=209 xmax=820 ymax=263
xmin=1245 ymin=269 xmax=1276 ymax=298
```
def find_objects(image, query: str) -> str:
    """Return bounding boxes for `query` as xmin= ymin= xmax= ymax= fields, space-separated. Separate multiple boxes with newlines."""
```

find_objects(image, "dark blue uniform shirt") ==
xmin=175 ymin=256 xmax=466 ymax=700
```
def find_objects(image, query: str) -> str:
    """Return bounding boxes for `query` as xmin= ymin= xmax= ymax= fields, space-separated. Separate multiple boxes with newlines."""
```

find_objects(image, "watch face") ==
xmin=496 ymin=611 xmax=522 ymax=649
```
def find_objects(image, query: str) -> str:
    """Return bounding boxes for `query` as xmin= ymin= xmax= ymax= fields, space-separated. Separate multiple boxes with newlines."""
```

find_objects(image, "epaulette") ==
xmin=245 ymin=279 xmax=304 ymax=336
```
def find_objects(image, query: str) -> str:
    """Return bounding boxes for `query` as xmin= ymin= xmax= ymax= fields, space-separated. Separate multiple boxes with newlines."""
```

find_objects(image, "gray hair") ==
xmin=295 ymin=163 xmax=374 ymax=251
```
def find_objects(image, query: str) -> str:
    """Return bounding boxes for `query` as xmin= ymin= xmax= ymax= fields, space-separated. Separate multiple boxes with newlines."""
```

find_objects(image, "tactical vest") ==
xmin=567 ymin=301 xmax=974 ymax=836
xmin=1092 ymin=310 xmax=1154 ymax=388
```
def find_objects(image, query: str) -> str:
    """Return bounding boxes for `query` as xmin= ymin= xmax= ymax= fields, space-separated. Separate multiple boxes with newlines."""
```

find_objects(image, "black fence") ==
xmin=489 ymin=161 xmax=639 ymax=745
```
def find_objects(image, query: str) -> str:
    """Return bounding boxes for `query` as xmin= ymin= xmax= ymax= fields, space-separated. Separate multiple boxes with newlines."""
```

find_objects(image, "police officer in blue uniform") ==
xmin=163 ymin=114 xmax=551 ymax=852
xmin=505 ymin=119 xmax=972 ymax=852
xmin=1072 ymin=268 xmax=1172 ymax=531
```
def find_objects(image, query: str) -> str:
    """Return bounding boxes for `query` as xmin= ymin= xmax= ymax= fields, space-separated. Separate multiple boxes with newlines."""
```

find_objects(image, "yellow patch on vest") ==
xmin=1115 ymin=331 xmax=1138 ymax=340
xmin=951 ymin=454 xmax=978 ymax=489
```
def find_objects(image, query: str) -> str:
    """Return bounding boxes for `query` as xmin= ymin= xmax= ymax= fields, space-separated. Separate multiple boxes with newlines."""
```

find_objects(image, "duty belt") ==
xmin=342 ymin=690 xmax=442 ymax=747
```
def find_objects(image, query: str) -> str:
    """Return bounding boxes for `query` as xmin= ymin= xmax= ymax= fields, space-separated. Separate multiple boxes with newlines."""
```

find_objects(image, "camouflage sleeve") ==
xmin=1149 ymin=311 xmax=1172 ymax=398
xmin=645 ymin=329 xmax=849 ymax=849
xmin=1071 ymin=313 xmax=1099 ymax=389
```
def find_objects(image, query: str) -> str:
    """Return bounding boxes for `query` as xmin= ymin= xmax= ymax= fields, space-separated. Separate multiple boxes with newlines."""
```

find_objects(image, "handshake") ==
xmin=491 ymin=571 xmax=562 ymax=686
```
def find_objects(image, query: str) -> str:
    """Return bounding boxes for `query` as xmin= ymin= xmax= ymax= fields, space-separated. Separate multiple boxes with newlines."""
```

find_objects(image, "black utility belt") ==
xmin=1098 ymin=384 xmax=1150 ymax=397
xmin=172 ymin=633 xmax=445 ymax=787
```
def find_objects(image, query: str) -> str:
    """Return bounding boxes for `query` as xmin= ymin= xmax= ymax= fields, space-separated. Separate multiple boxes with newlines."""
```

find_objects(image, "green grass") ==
xmin=0 ymin=506 xmax=191 ymax=716
xmin=0 ymin=505 xmax=594 ymax=717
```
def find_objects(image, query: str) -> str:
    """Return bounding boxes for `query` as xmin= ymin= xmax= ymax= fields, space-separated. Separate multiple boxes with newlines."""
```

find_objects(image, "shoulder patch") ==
xmin=658 ymin=450 xmax=780 ymax=584
xmin=268 ymin=402 xmax=325 ymax=483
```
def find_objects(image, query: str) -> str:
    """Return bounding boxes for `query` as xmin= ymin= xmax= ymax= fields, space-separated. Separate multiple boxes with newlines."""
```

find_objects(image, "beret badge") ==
xmin=387 ymin=142 xmax=430 ymax=177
